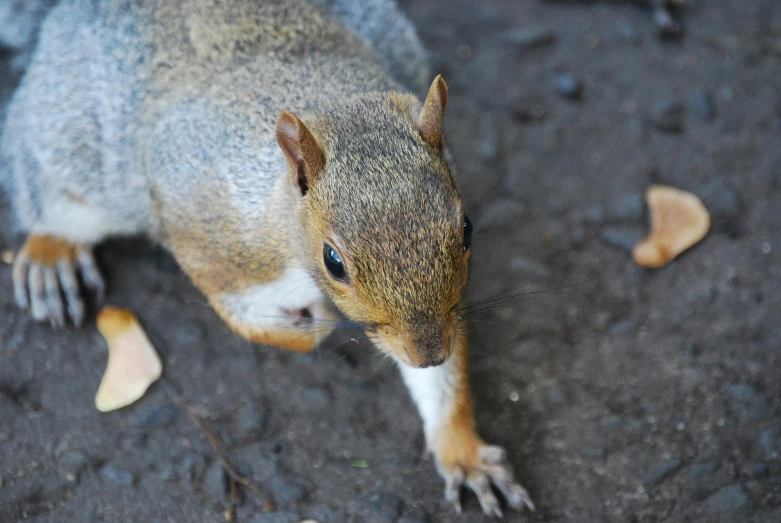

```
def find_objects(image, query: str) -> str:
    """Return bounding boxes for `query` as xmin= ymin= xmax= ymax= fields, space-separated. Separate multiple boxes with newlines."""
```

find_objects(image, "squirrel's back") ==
xmin=1 ymin=0 xmax=428 ymax=239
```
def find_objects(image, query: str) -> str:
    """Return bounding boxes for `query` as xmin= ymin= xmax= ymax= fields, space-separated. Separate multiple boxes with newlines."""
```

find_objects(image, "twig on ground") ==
xmin=189 ymin=410 xmax=274 ymax=512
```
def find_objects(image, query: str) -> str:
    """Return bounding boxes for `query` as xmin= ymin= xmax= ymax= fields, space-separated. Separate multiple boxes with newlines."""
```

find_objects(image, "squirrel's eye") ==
xmin=323 ymin=244 xmax=347 ymax=281
xmin=463 ymin=215 xmax=473 ymax=251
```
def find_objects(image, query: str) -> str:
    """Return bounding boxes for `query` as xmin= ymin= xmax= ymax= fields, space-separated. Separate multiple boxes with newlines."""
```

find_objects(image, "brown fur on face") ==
xmin=283 ymin=80 xmax=470 ymax=368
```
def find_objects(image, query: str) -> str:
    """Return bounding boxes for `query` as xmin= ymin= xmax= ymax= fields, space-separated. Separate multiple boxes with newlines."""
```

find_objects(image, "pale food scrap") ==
xmin=633 ymin=185 xmax=711 ymax=268
xmin=95 ymin=306 xmax=162 ymax=412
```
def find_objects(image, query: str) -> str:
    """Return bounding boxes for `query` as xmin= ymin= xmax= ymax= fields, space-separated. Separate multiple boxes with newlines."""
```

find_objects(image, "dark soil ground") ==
xmin=2 ymin=0 xmax=781 ymax=522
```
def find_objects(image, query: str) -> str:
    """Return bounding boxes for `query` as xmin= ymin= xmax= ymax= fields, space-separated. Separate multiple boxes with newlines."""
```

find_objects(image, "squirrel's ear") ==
xmin=417 ymin=75 xmax=448 ymax=151
xmin=276 ymin=111 xmax=325 ymax=196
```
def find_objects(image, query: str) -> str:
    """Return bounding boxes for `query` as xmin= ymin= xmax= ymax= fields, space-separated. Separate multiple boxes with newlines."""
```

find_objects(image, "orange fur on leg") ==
xmin=22 ymin=235 xmax=79 ymax=265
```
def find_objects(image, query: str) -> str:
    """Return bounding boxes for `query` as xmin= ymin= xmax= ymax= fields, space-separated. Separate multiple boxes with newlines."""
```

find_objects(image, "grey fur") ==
xmin=0 ymin=0 xmax=430 ymax=241
xmin=310 ymin=0 xmax=431 ymax=94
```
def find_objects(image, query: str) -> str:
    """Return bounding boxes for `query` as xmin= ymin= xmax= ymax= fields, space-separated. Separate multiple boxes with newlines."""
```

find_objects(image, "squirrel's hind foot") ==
xmin=12 ymin=235 xmax=104 ymax=328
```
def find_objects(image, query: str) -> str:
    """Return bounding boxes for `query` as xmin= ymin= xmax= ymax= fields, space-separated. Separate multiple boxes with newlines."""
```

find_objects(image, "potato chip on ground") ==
xmin=95 ymin=306 xmax=162 ymax=412
xmin=633 ymin=185 xmax=711 ymax=268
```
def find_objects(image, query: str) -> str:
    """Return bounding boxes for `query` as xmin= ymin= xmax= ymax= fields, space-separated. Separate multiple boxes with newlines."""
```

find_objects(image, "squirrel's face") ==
xmin=277 ymin=77 xmax=469 ymax=368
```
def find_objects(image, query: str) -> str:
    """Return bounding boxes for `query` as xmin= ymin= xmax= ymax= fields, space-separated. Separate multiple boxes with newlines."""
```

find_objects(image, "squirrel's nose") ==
xmin=416 ymin=353 xmax=447 ymax=368
xmin=413 ymin=348 xmax=449 ymax=368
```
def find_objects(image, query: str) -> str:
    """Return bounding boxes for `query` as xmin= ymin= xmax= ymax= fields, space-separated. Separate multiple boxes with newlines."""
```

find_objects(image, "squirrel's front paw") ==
xmin=437 ymin=441 xmax=534 ymax=517
xmin=12 ymin=235 xmax=104 ymax=327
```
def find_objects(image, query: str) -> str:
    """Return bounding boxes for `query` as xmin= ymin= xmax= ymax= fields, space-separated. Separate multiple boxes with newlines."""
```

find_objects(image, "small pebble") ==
xmin=643 ymin=458 xmax=682 ymax=486
xmin=650 ymin=99 xmax=685 ymax=133
xmin=691 ymin=89 xmax=716 ymax=122
xmin=59 ymin=451 xmax=88 ymax=483
xmin=582 ymin=203 xmax=605 ymax=224
xmin=174 ymin=320 xmax=205 ymax=346
xmin=703 ymin=485 xmax=748 ymax=514
xmin=552 ymin=73 xmax=583 ymax=100
xmin=179 ymin=454 xmax=207 ymax=484
xmin=616 ymin=19 xmax=640 ymax=44
xmin=237 ymin=403 xmax=265 ymax=437
xmin=500 ymin=28 xmax=556 ymax=50
xmin=600 ymin=228 xmax=645 ymax=253
xmin=581 ymin=448 xmax=606 ymax=459
xmin=476 ymin=200 xmax=525 ymax=229
xmin=508 ymin=255 xmax=550 ymax=278
xmin=295 ymin=386 xmax=332 ymax=412
xmin=131 ymin=403 xmax=177 ymax=428
xmin=203 ymin=460 xmax=228 ymax=502
xmin=399 ymin=518 xmax=428 ymax=523
xmin=271 ymin=475 xmax=307 ymax=505
xmin=358 ymin=491 xmax=400 ymax=523
xmin=456 ymin=44 xmax=472 ymax=61
xmin=688 ymin=462 xmax=720 ymax=482
xmin=475 ymin=115 xmax=499 ymax=161
xmin=759 ymin=427 xmax=780 ymax=459
xmin=246 ymin=512 xmax=301 ymax=523
xmin=160 ymin=465 xmax=177 ymax=482
xmin=610 ymin=194 xmax=644 ymax=221
xmin=1 ymin=250 xmax=13 ymax=265
xmin=101 ymin=463 xmax=135 ymax=486
xmin=699 ymin=178 xmax=740 ymax=226
xmin=728 ymin=384 xmax=755 ymax=403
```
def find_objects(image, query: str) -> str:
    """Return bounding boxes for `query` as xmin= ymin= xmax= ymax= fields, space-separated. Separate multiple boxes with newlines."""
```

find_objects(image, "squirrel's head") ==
xmin=276 ymin=76 xmax=470 ymax=368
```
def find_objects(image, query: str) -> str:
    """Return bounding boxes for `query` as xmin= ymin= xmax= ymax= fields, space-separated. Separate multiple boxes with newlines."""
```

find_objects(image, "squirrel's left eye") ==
xmin=463 ymin=215 xmax=473 ymax=251
xmin=323 ymin=244 xmax=347 ymax=281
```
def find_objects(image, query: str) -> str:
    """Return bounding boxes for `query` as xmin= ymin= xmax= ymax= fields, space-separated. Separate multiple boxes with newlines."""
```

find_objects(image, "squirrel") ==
xmin=1 ymin=0 xmax=534 ymax=516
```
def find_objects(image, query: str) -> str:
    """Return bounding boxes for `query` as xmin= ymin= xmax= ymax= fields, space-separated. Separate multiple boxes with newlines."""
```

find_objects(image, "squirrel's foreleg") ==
xmin=397 ymin=327 xmax=535 ymax=517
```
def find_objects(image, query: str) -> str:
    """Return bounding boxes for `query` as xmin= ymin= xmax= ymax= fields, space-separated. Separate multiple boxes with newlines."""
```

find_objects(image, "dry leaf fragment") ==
xmin=633 ymin=185 xmax=710 ymax=268
xmin=95 ymin=306 xmax=162 ymax=412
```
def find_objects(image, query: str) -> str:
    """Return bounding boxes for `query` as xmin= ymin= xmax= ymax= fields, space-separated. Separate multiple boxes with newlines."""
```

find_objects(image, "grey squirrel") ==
xmin=1 ymin=0 xmax=534 ymax=516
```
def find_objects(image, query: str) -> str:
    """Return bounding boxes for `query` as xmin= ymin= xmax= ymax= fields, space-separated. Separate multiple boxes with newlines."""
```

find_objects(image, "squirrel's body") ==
xmin=2 ymin=0 xmax=534 ymax=516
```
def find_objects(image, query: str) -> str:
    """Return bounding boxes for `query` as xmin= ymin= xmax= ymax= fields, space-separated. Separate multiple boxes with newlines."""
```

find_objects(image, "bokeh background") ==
xmin=1 ymin=0 xmax=780 ymax=521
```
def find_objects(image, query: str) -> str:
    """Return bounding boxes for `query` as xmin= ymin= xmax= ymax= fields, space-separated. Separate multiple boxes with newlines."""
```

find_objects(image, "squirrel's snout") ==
xmin=415 ymin=353 xmax=448 ymax=368
xmin=373 ymin=323 xmax=455 ymax=368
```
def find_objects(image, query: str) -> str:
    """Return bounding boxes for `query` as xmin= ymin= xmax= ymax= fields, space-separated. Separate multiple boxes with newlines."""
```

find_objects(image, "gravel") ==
xmin=691 ymin=89 xmax=716 ymax=122
xmin=354 ymin=491 xmax=401 ymax=523
xmin=600 ymin=227 xmax=645 ymax=252
xmin=130 ymin=403 xmax=177 ymax=428
xmin=237 ymin=403 xmax=266 ymax=437
xmin=294 ymin=386 xmax=332 ymax=412
xmin=203 ymin=460 xmax=228 ymax=502
xmin=101 ymin=463 xmax=135 ymax=486
xmin=610 ymin=193 xmax=644 ymax=221
xmin=500 ymin=28 xmax=556 ymax=50
xmin=643 ymin=458 xmax=683 ymax=486
xmin=271 ymin=475 xmax=308 ymax=506
xmin=58 ymin=451 xmax=88 ymax=484
xmin=688 ymin=462 xmax=720 ymax=482
xmin=702 ymin=484 xmax=749 ymax=515
xmin=552 ymin=73 xmax=583 ymax=100
xmin=748 ymin=463 xmax=768 ymax=478
xmin=246 ymin=511 xmax=302 ymax=523
xmin=650 ymin=99 xmax=685 ymax=133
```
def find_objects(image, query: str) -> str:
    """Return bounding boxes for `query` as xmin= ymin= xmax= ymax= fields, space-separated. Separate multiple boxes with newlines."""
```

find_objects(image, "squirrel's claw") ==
xmin=439 ymin=444 xmax=534 ymax=518
xmin=12 ymin=236 xmax=103 ymax=327
xmin=75 ymin=246 xmax=105 ymax=306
